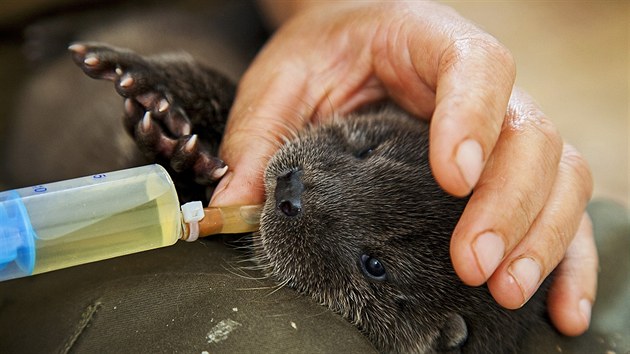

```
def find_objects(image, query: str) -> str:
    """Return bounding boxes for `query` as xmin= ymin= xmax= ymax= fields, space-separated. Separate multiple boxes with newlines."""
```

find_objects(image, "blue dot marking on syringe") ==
xmin=30 ymin=174 xmax=107 ymax=194
xmin=33 ymin=186 xmax=47 ymax=193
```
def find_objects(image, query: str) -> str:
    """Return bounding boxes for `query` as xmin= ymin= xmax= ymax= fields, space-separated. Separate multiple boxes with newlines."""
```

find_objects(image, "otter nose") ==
xmin=275 ymin=169 xmax=304 ymax=217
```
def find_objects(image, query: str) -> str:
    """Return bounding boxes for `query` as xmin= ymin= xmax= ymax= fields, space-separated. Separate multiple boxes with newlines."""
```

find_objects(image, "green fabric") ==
xmin=587 ymin=200 xmax=630 ymax=350
xmin=0 ymin=238 xmax=375 ymax=353
xmin=521 ymin=199 xmax=630 ymax=353
xmin=0 ymin=200 xmax=627 ymax=353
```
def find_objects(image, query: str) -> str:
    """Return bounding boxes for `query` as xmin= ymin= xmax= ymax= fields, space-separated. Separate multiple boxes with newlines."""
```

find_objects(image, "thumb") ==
xmin=209 ymin=68 xmax=312 ymax=207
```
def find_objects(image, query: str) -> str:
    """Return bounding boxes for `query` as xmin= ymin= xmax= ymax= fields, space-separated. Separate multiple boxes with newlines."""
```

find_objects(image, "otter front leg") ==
xmin=68 ymin=42 xmax=236 ymax=198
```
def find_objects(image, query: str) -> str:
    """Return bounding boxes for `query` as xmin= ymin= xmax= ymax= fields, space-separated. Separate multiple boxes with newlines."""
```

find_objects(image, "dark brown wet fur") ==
xmin=67 ymin=42 xmax=235 ymax=202
xmin=258 ymin=108 xmax=552 ymax=353
xmin=8 ymin=39 xmax=553 ymax=353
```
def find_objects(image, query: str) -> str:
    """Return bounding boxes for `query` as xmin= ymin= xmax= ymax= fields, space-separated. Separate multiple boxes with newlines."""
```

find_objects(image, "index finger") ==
xmin=427 ymin=35 xmax=516 ymax=197
xmin=372 ymin=9 xmax=516 ymax=196
xmin=209 ymin=64 xmax=313 ymax=207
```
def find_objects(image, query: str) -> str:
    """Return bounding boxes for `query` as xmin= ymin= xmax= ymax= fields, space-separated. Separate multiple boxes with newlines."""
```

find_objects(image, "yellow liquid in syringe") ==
xmin=22 ymin=165 xmax=182 ymax=275
xmin=33 ymin=191 xmax=180 ymax=274
xmin=1 ymin=164 xmax=263 ymax=281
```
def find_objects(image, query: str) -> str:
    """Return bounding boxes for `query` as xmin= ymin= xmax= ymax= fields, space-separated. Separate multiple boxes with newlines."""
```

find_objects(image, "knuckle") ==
xmin=476 ymin=36 xmax=516 ymax=79
xmin=533 ymin=117 xmax=563 ymax=157
xmin=483 ymin=38 xmax=516 ymax=75
xmin=527 ymin=216 xmax=574 ymax=276
xmin=439 ymin=35 xmax=516 ymax=80
xmin=470 ymin=35 xmax=514 ymax=68
xmin=513 ymin=188 xmax=539 ymax=229
xmin=560 ymin=143 xmax=594 ymax=201
xmin=546 ymin=215 xmax=574 ymax=263
xmin=505 ymin=94 xmax=563 ymax=164
xmin=557 ymin=217 xmax=599 ymax=295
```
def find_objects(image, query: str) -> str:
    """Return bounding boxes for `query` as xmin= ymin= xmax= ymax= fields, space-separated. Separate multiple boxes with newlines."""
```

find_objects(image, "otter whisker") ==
xmin=264 ymin=277 xmax=290 ymax=298
xmin=220 ymin=262 xmax=269 ymax=281
xmin=234 ymin=286 xmax=277 ymax=291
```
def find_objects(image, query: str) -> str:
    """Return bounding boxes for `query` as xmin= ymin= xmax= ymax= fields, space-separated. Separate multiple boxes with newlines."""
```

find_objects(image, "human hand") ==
xmin=209 ymin=0 xmax=597 ymax=336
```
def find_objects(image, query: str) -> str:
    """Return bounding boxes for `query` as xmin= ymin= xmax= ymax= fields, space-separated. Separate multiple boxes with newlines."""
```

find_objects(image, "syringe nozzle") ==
xmin=181 ymin=204 xmax=262 ymax=240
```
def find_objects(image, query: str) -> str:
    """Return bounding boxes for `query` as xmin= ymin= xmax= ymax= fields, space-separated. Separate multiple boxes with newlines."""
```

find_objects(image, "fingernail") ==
xmin=209 ymin=171 xmax=233 ymax=206
xmin=473 ymin=232 xmax=505 ymax=279
xmin=508 ymin=257 xmax=541 ymax=305
xmin=579 ymin=298 xmax=592 ymax=327
xmin=455 ymin=139 xmax=484 ymax=190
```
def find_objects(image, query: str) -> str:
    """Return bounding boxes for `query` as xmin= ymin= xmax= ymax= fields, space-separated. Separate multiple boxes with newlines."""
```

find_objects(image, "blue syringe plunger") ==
xmin=0 ymin=191 xmax=36 ymax=280
xmin=0 ymin=164 xmax=183 ymax=282
xmin=0 ymin=164 xmax=261 ymax=283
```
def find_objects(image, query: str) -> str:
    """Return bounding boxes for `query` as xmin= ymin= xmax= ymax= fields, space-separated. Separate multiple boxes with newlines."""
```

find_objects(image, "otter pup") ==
xmin=69 ymin=43 xmax=551 ymax=353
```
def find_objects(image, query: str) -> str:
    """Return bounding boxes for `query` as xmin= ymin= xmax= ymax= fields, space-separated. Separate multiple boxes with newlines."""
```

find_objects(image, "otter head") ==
xmin=257 ymin=107 xmax=543 ymax=353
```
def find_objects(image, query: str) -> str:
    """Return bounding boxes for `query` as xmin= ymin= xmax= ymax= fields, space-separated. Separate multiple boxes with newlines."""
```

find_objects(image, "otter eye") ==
xmin=354 ymin=146 xmax=375 ymax=159
xmin=360 ymin=254 xmax=387 ymax=280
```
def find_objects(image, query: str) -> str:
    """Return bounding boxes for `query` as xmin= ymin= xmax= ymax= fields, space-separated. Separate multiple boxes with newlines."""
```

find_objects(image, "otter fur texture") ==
xmin=61 ymin=43 xmax=551 ymax=353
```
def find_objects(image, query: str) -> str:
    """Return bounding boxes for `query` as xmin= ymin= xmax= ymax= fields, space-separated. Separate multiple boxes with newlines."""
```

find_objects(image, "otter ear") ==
xmin=436 ymin=313 xmax=468 ymax=352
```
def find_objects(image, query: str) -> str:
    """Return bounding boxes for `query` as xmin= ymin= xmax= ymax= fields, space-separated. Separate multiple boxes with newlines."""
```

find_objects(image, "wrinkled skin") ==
xmin=68 ymin=43 xmax=551 ymax=353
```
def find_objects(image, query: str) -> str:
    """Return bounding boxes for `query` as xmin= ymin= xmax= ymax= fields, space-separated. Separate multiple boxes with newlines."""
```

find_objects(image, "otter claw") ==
xmin=212 ymin=165 xmax=229 ymax=180
xmin=70 ymin=41 xmax=233 ymax=195
xmin=119 ymin=75 xmax=134 ymax=88
xmin=83 ymin=55 xmax=99 ymax=66
xmin=141 ymin=111 xmax=152 ymax=132
xmin=158 ymin=99 xmax=169 ymax=112
xmin=167 ymin=135 xmax=226 ymax=184
xmin=185 ymin=134 xmax=198 ymax=152
xmin=68 ymin=43 xmax=86 ymax=54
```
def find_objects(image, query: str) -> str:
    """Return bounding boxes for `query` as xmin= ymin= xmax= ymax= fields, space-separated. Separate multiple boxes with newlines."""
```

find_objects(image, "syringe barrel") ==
xmin=0 ymin=164 xmax=181 ymax=282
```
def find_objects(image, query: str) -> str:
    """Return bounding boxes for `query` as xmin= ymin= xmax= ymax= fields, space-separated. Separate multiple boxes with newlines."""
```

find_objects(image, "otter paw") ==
xmin=69 ymin=42 xmax=227 ymax=184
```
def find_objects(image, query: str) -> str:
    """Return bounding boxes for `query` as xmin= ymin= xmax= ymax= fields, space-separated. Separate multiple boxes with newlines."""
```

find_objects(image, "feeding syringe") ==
xmin=0 ymin=164 xmax=260 ymax=282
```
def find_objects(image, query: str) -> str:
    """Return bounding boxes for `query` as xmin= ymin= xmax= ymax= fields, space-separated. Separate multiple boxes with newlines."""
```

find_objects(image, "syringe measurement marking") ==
xmin=33 ymin=186 xmax=47 ymax=193
xmin=31 ymin=173 xmax=108 ymax=194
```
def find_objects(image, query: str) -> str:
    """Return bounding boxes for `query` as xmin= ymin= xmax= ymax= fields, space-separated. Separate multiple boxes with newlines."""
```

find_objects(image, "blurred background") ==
xmin=0 ymin=0 xmax=627 ymax=207
xmin=446 ymin=1 xmax=628 ymax=209
xmin=0 ymin=1 xmax=627 ymax=353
